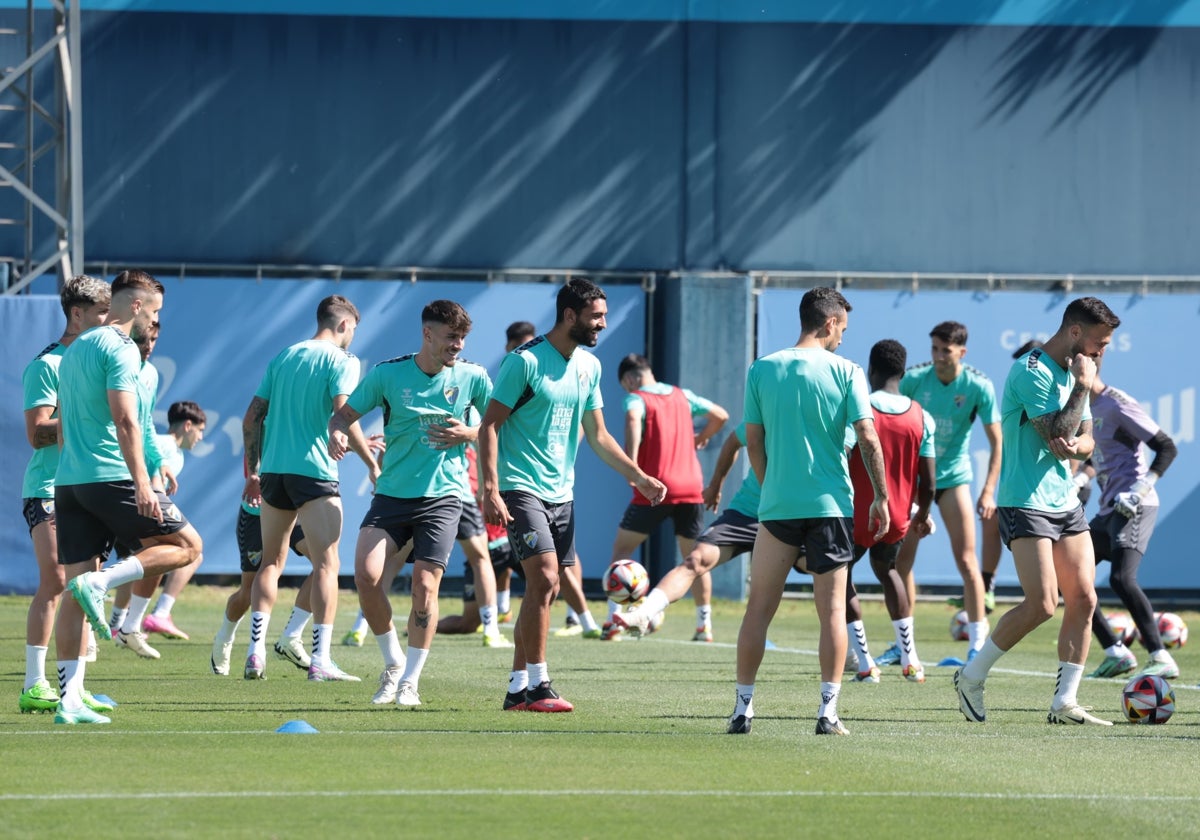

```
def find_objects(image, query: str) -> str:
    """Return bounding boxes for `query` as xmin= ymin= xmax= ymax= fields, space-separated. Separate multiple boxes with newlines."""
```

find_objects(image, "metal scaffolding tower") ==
xmin=0 ymin=0 xmax=82 ymax=294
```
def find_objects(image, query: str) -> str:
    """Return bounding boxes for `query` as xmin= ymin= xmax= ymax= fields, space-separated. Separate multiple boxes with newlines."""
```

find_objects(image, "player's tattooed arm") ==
xmin=25 ymin=406 xmax=58 ymax=449
xmin=242 ymin=396 xmax=269 ymax=474
xmin=1030 ymin=381 xmax=1089 ymax=442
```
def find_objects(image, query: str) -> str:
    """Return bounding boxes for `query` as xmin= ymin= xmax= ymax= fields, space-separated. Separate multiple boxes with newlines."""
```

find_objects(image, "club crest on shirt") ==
xmin=578 ymin=370 xmax=590 ymax=390
xmin=522 ymin=531 xmax=539 ymax=550
xmin=954 ymin=394 xmax=966 ymax=408
xmin=443 ymin=385 xmax=460 ymax=405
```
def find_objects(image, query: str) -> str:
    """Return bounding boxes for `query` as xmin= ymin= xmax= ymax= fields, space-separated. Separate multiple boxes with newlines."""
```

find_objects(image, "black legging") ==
xmin=1090 ymin=543 xmax=1164 ymax=652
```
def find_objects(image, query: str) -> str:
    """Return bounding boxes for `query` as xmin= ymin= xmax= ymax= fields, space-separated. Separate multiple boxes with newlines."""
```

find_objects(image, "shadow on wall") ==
xmin=72 ymin=13 xmax=687 ymax=270
xmin=985 ymin=0 xmax=1190 ymax=130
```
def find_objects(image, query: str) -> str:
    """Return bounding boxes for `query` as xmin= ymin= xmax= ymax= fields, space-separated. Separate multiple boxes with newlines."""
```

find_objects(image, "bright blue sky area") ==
xmin=4 ymin=1 xmax=1200 ymax=27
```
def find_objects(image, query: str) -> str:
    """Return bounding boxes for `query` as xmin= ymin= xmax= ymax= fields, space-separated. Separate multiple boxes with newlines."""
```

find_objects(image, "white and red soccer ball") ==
xmin=1154 ymin=612 xmax=1189 ymax=649
xmin=1122 ymin=673 xmax=1175 ymax=724
xmin=949 ymin=609 xmax=969 ymax=642
xmin=605 ymin=559 xmax=650 ymax=605
xmin=1105 ymin=611 xmax=1139 ymax=647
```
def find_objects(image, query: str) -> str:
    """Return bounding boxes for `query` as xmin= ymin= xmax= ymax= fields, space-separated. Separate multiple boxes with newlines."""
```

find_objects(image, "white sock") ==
xmin=497 ymin=589 xmax=510 ymax=615
xmin=121 ymin=595 xmax=151 ymax=634
xmin=578 ymin=610 xmax=599 ymax=633
xmin=606 ymin=599 xmax=620 ymax=621
xmin=214 ymin=616 xmax=241 ymax=646
xmin=643 ymin=588 xmax=670 ymax=619
xmin=24 ymin=645 xmax=48 ymax=689
xmin=108 ymin=607 xmax=127 ymax=634
xmin=248 ymin=611 xmax=270 ymax=660
xmin=527 ymin=661 xmax=549 ymax=687
xmin=734 ymin=683 xmax=755 ymax=718
xmin=400 ymin=647 xmax=429 ymax=688
xmin=1105 ymin=641 xmax=1129 ymax=658
xmin=1150 ymin=649 xmax=1176 ymax=664
xmin=376 ymin=628 xmax=405 ymax=668
xmin=565 ymin=606 xmax=579 ymax=623
xmin=152 ymin=593 xmax=175 ymax=618
xmin=350 ymin=610 xmax=369 ymax=636
xmin=508 ymin=669 xmax=528 ymax=693
xmin=696 ymin=603 xmax=713 ymax=630
xmin=847 ymin=620 xmax=873 ymax=669
xmin=1053 ymin=661 xmax=1085 ymax=709
xmin=480 ymin=604 xmax=498 ymax=636
xmin=817 ymin=681 xmax=841 ymax=720
xmin=962 ymin=637 xmax=1005 ymax=681
xmin=282 ymin=607 xmax=311 ymax=640
xmin=967 ymin=620 xmax=989 ymax=652
xmin=312 ymin=624 xmax=333 ymax=667
xmin=92 ymin=556 xmax=144 ymax=591
xmin=57 ymin=658 xmax=83 ymax=711
xmin=893 ymin=617 xmax=918 ymax=667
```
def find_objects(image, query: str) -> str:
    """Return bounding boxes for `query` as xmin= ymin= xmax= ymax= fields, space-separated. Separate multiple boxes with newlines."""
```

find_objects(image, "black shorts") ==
xmin=1091 ymin=506 xmax=1157 ymax=559
xmin=761 ymin=517 xmax=854 ymax=574
xmin=618 ymin=502 xmax=705 ymax=539
xmin=501 ymin=490 xmax=576 ymax=566
xmin=457 ymin=499 xmax=486 ymax=540
xmin=236 ymin=506 xmax=308 ymax=573
xmin=22 ymin=497 xmax=55 ymax=534
xmin=55 ymin=481 xmax=188 ymax=566
xmin=851 ymin=540 xmax=902 ymax=568
xmin=260 ymin=473 xmax=340 ymax=511
xmin=696 ymin=508 xmax=758 ymax=557
xmin=360 ymin=494 xmax=462 ymax=570
xmin=998 ymin=506 xmax=1089 ymax=548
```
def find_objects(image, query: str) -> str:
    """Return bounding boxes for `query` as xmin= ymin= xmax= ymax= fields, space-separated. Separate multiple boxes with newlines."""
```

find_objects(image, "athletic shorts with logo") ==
xmin=1091 ymin=506 xmax=1157 ymax=557
xmin=360 ymin=494 xmax=462 ymax=570
xmin=236 ymin=506 xmax=308 ymax=573
xmin=501 ymin=490 xmax=576 ymax=566
xmin=22 ymin=497 xmax=54 ymax=534
xmin=998 ymin=506 xmax=1089 ymax=548
xmin=56 ymin=481 xmax=188 ymax=566
xmin=260 ymin=473 xmax=339 ymax=511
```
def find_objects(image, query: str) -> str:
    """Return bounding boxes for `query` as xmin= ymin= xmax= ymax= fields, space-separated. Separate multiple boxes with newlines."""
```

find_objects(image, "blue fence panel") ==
xmin=0 ymin=278 xmax=645 ymax=593
xmin=757 ymin=287 xmax=1199 ymax=590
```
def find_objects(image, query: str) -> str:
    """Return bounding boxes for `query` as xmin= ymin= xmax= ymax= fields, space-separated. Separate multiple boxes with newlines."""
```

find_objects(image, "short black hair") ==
xmin=555 ymin=277 xmax=606 ymax=324
xmin=869 ymin=339 xmax=907 ymax=381
xmin=506 ymin=320 xmax=535 ymax=343
xmin=617 ymin=353 xmax=651 ymax=382
xmin=930 ymin=321 xmax=968 ymax=346
xmin=317 ymin=295 xmax=360 ymax=329
xmin=1012 ymin=339 xmax=1042 ymax=359
xmin=799 ymin=287 xmax=851 ymax=333
xmin=1062 ymin=297 xmax=1121 ymax=330
xmin=168 ymin=400 xmax=206 ymax=427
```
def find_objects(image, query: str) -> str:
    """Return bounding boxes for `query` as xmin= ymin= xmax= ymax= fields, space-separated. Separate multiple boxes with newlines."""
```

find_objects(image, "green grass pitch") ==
xmin=2 ymin=589 xmax=1198 ymax=838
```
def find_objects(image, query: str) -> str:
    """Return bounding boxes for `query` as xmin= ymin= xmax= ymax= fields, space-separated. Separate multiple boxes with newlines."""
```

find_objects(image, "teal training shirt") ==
xmin=21 ymin=342 xmax=65 ymax=499
xmin=490 ymin=336 xmax=603 ymax=504
xmin=900 ymin=363 xmax=998 ymax=489
xmin=997 ymin=348 xmax=1092 ymax=512
xmin=138 ymin=361 xmax=164 ymax=478
xmin=744 ymin=347 xmax=872 ymax=521
xmin=55 ymin=326 xmax=142 ymax=486
xmin=348 ymin=354 xmax=492 ymax=499
xmin=255 ymin=339 xmax=361 ymax=481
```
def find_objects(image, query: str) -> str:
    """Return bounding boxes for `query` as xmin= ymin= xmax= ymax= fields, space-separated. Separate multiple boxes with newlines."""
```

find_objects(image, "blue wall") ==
xmin=0 ymin=280 xmax=646 ymax=593
xmin=2 ymin=5 xmax=1198 ymax=274
xmin=757 ymin=287 xmax=1200 ymax=591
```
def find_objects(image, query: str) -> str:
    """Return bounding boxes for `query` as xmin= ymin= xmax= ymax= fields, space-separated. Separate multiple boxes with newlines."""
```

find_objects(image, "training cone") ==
xmin=276 ymin=719 xmax=319 ymax=734
xmin=937 ymin=656 xmax=965 ymax=667
xmin=764 ymin=639 xmax=778 ymax=650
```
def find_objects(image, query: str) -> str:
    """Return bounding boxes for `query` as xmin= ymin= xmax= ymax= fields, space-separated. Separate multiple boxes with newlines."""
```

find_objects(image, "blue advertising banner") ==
xmin=0 ymin=278 xmax=645 ymax=593
xmin=757 ymin=288 xmax=1198 ymax=591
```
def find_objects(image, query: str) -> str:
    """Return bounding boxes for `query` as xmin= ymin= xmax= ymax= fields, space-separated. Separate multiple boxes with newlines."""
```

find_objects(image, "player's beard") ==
xmin=568 ymin=320 xmax=600 ymax=347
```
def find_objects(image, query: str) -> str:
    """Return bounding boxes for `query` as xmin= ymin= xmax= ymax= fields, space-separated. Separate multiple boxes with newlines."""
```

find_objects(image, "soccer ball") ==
xmin=1156 ymin=612 xmax=1189 ymax=648
xmin=949 ymin=609 xmax=969 ymax=641
xmin=1105 ymin=611 xmax=1139 ymax=646
xmin=605 ymin=559 xmax=650 ymax=605
xmin=1122 ymin=673 xmax=1176 ymax=724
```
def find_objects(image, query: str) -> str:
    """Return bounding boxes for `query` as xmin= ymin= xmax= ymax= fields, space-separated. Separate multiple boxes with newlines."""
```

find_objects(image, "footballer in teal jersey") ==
xmin=732 ymin=287 xmax=888 ymax=738
xmin=894 ymin=321 xmax=1001 ymax=653
xmin=55 ymin=271 xmax=202 ymax=723
xmin=328 ymin=299 xmax=496 ymax=705
xmin=241 ymin=294 xmax=374 ymax=684
xmin=19 ymin=276 xmax=109 ymax=717
xmin=956 ymin=297 xmax=1119 ymax=728
xmin=479 ymin=279 xmax=665 ymax=714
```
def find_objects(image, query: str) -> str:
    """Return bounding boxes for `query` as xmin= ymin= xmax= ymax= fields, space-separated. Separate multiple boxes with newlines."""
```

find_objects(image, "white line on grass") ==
xmin=1 ymin=789 xmax=1198 ymax=803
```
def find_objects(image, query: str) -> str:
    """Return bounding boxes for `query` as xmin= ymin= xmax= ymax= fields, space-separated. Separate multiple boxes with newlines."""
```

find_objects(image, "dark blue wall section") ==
xmin=2 ymin=7 xmax=1198 ymax=274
